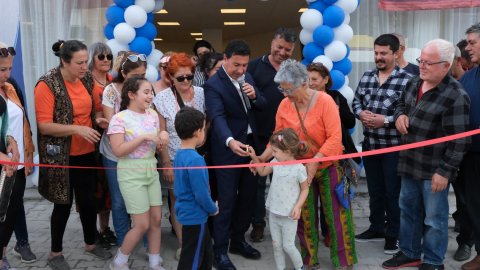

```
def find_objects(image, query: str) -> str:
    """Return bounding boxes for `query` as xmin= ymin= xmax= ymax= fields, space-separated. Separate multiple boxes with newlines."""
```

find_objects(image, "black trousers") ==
xmin=456 ymin=152 xmax=480 ymax=252
xmin=51 ymin=153 xmax=97 ymax=252
xmin=0 ymin=168 xmax=26 ymax=258
xmin=177 ymin=223 xmax=213 ymax=270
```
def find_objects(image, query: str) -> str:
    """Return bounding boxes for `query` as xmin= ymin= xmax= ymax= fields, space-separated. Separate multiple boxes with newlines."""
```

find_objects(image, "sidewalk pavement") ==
xmin=5 ymin=180 xmax=467 ymax=270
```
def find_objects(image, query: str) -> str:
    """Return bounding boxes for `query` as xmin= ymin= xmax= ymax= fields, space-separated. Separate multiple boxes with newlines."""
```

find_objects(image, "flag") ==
xmin=379 ymin=0 xmax=480 ymax=11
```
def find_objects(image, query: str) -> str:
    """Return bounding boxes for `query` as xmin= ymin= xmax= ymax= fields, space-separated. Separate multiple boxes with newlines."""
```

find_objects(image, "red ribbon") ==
xmin=1 ymin=129 xmax=479 ymax=170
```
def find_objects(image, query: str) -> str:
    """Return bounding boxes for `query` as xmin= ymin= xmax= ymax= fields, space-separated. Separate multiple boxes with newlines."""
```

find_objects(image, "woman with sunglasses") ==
xmin=255 ymin=59 xmax=357 ymax=270
xmin=34 ymin=40 xmax=112 ymax=270
xmin=153 ymin=52 xmax=205 ymax=260
xmin=101 ymin=51 xmax=164 ymax=250
xmin=0 ymin=42 xmax=26 ymax=270
xmin=86 ymin=42 xmax=119 ymax=249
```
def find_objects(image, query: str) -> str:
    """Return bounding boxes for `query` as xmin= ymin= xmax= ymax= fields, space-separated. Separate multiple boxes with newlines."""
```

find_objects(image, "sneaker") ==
xmin=384 ymin=237 xmax=399 ymax=255
xmin=101 ymin=227 xmax=118 ymax=246
xmin=382 ymin=251 xmax=421 ymax=269
xmin=85 ymin=245 xmax=113 ymax=259
xmin=109 ymin=260 xmax=129 ymax=270
xmin=419 ymin=263 xmax=444 ymax=270
xmin=48 ymin=255 xmax=71 ymax=270
xmin=355 ymin=229 xmax=385 ymax=242
xmin=175 ymin=248 xmax=182 ymax=261
xmin=1 ymin=257 xmax=15 ymax=270
xmin=149 ymin=265 xmax=166 ymax=270
xmin=13 ymin=243 xmax=37 ymax=263
xmin=249 ymin=224 xmax=264 ymax=242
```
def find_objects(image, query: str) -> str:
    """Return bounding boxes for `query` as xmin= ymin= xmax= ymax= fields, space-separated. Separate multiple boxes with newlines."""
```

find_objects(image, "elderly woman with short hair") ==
xmin=256 ymin=59 xmax=357 ymax=270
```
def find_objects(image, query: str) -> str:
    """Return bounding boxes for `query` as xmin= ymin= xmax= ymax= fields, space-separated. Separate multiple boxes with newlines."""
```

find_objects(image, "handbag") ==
xmin=0 ymin=169 xmax=17 ymax=222
xmin=335 ymin=172 xmax=354 ymax=209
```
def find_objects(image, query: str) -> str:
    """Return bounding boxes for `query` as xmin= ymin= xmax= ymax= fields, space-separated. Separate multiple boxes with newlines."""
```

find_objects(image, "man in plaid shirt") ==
xmin=382 ymin=39 xmax=470 ymax=270
xmin=352 ymin=34 xmax=413 ymax=254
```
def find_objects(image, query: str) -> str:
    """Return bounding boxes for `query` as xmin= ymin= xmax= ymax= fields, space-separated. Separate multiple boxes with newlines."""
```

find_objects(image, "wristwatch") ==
xmin=384 ymin=117 xmax=389 ymax=127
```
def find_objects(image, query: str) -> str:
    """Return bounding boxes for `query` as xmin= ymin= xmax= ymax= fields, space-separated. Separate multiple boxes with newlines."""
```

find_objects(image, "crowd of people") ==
xmin=0 ymin=21 xmax=478 ymax=270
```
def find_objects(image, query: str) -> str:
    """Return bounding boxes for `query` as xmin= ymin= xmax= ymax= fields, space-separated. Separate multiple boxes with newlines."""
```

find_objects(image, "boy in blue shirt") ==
xmin=174 ymin=107 xmax=218 ymax=270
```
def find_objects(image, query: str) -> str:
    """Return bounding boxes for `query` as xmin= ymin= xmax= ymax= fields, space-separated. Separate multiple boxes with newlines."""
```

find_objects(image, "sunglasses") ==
xmin=121 ymin=54 xmax=147 ymax=70
xmin=0 ymin=47 xmax=16 ymax=57
xmin=175 ymin=74 xmax=194 ymax=82
xmin=97 ymin=53 xmax=113 ymax=61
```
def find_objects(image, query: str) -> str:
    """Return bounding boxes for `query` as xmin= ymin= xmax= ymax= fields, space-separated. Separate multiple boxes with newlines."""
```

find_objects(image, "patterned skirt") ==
xmin=297 ymin=164 xmax=357 ymax=267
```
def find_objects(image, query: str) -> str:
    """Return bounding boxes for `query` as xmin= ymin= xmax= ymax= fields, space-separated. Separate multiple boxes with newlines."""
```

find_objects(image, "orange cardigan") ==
xmin=275 ymin=91 xmax=343 ymax=169
xmin=3 ymin=82 xmax=35 ymax=172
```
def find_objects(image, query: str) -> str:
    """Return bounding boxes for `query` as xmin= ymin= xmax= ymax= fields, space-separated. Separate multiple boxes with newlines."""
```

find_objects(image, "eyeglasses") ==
xmin=277 ymin=85 xmax=296 ymax=96
xmin=416 ymin=57 xmax=447 ymax=66
xmin=0 ymin=47 xmax=16 ymax=57
xmin=175 ymin=74 xmax=194 ymax=82
xmin=97 ymin=54 xmax=113 ymax=61
xmin=121 ymin=54 xmax=147 ymax=70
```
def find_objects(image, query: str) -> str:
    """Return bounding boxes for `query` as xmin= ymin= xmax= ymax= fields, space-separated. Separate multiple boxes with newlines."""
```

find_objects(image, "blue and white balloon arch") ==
xmin=103 ymin=0 xmax=360 ymax=104
xmin=301 ymin=0 xmax=359 ymax=107
xmin=104 ymin=0 xmax=165 ymax=82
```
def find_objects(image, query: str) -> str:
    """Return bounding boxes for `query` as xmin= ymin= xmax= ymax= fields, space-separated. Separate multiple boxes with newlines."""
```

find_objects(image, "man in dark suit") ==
xmin=204 ymin=40 xmax=267 ymax=270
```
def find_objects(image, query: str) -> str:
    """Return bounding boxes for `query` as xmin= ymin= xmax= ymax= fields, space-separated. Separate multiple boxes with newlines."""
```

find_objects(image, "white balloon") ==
xmin=338 ymin=85 xmax=354 ymax=106
xmin=300 ymin=9 xmax=323 ymax=32
xmin=146 ymin=64 xmax=159 ymax=82
xmin=312 ymin=55 xmax=333 ymax=71
xmin=153 ymin=0 xmax=164 ymax=12
xmin=299 ymin=29 xmax=314 ymax=45
xmin=124 ymin=5 xmax=148 ymax=28
xmin=334 ymin=24 xmax=354 ymax=44
xmin=106 ymin=39 xmax=130 ymax=59
xmin=343 ymin=14 xmax=351 ymax=25
xmin=344 ymin=75 xmax=350 ymax=88
xmin=325 ymin=40 xmax=348 ymax=62
xmin=147 ymin=49 xmax=164 ymax=67
xmin=334 ymin=0 xmax=359 ymax=14
xmin=135 ymin=0 xmax=155 ymax=13
xmin=113 ymin=23 xmax=136 ymax=44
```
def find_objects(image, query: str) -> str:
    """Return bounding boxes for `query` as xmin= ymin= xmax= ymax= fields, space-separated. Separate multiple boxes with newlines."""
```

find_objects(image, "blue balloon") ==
xmin=136 ymin=22 xmax=157 ymax=41
xmin=106 ymin=5 xmax=125 ymax=25
xmin=309 ymin=1 xmax=327 ymax=13
xmin=104 ymin=24 xmax=115 ymax=40
xmin=147 ymin=12 xmax=154 ymax=23
xmin=330 ymin=69 xmax=345 ymax=90
xmin=301 ymin=59 xmax=311 ymax=67
xmin=323 ymin=0 xmax=338 ymax=4
xmin=129 ymin=36 xmax=153 ymax=55
xmin=114 ymin=0 xmax=134 ymax=8
xmin=333 ymin=58 xmax=352 ymax=75
xmin=349 ymin=127 xmax=355 ymax=135
xmin=302 ymin=43 xmax=324 ymax=62
xmin=323 ymin=5 xmax=345 ymax=28
xmin=313 ymin=25 xmax=334 ymax=47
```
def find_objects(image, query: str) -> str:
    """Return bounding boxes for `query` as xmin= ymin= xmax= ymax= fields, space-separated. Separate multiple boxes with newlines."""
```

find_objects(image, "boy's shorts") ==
xmin=117 ymin=157 xmax=162 ymax=214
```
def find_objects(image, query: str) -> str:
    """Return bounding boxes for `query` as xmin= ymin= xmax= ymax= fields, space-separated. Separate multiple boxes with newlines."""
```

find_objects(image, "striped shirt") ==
xmin=394 ymin=75 xmax=471 ymax=181
xmin=352 ymin=66 xmax=413 ymax=149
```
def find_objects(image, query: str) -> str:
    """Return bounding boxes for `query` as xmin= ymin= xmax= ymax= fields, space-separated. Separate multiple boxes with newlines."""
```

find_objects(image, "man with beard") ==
xmin=352 ymin=34 xmax=413 ymax=254
xmin=246 ymin=27 xmax=296 ymax=242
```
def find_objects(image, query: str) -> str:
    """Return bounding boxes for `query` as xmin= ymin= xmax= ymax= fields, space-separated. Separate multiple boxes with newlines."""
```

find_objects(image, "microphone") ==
xmin=237 ymin=75 xmax=251 ymax=110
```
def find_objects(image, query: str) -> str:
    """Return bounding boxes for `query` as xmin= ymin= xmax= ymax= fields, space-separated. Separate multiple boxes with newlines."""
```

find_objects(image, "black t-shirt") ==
xmin=403 ymin=62 xmax=420 ymax=76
